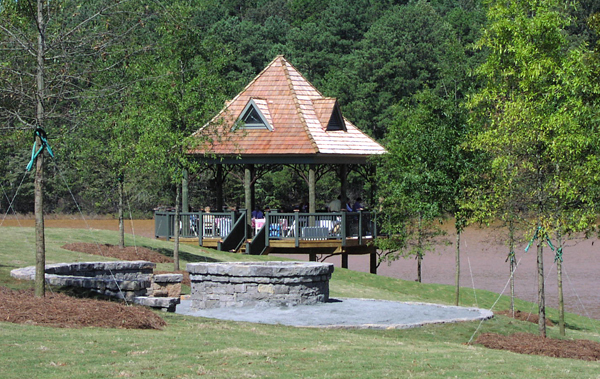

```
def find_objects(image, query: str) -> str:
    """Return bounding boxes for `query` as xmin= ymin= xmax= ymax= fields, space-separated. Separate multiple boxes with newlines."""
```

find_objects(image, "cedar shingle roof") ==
xmin=190 ymin=56 xmax=386 ymax=164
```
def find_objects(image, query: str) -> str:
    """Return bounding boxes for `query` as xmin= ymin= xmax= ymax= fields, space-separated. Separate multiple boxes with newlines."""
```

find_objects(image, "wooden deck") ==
xmin=155 ymin=210 xmax=379 ymax=273
xmin=266 ymin=236 xmax=375 ymax=255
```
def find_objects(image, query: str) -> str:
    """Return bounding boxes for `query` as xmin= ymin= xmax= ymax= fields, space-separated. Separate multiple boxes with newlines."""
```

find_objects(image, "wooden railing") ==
xmin=265 ymin=211 xmax=375 ymax=247
xmin=155 ymin=210 xmax=376 ymax=251
xmin=154 ymin=210 xmax=240 ymax=242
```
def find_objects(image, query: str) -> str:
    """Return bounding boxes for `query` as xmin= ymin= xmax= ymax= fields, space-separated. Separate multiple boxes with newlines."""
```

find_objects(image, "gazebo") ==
xmin=157 ymin=56 xmax=386 ymax=272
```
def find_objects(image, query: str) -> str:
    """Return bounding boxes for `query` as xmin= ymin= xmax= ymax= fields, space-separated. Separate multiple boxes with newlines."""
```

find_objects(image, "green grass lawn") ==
xmin=1 ymin=226 xmax=600 ymax=378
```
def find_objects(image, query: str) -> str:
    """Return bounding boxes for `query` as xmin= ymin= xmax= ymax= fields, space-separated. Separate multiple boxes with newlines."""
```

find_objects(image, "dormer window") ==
xmin=238 ymin=98 xmax=273 ymax=130
xmin=312 ymin=98 xmax=347 ymax=132
xmin=327 ymin=103 xmax=345 ymax=131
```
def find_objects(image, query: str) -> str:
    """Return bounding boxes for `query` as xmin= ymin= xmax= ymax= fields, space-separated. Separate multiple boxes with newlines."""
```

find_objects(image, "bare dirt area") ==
xmin=0 ymin=287 xmax=166 ymax=329
xmin=62 ymin=242 xmax=174 ymax=263
xmin=475 ymin=332 xmax=600 ymax=361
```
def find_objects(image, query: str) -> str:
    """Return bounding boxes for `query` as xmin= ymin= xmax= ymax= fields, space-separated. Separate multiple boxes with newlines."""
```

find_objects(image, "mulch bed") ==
xmin=495 ymin=309 xmax=555 ymax=326
xmin=0 ymin=287 xmax=166 ymax=329
xmin=472 ymin=310 xmax=600 ymax=361
xmin=475 ymin=332 xmax=600 ymax=361
xmin=0 ymin=242 xmax=191 ymax=330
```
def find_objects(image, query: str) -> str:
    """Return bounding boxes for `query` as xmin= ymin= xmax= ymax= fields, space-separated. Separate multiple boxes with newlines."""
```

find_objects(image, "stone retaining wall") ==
xmin=187 ymin=261 xmax=334 ymax=309
xmin=11 ymin=261 xmax=182 ymax=312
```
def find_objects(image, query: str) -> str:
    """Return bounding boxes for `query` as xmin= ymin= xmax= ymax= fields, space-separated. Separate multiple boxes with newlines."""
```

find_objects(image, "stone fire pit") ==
xmin=187 ymin=261 xmax=334 ymax=309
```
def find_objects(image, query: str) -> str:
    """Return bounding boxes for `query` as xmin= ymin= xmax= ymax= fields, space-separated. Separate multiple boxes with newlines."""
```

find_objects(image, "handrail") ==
xmin=155 ymin=210 xmax=237 ymax=242
xmin=247 ymin=223 xmax=267 ymax=255
xmin=265 ymin=211 xmax=376 ymax=245
xmin=155 ymin=210 xmax=377 ymax=250
xmin=218 ymin=210 xmax=248 ymax=252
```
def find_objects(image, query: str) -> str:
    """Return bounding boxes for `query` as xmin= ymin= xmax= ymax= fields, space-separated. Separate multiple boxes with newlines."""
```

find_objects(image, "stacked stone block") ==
xmin=11 ymin=261 xmax=182 ymax=312
xmin=187 ymin=261 xmax=334 ymax=309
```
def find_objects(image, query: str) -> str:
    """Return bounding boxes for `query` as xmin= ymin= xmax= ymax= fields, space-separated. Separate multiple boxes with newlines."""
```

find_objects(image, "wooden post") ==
xmin=309 ymin=164 xmax=316 ymax=213
xmin=216 ymin=164 xmax=224 ymax=211
xmin=341 ymin=253 xmax=348 ymax=269
xmin=244 ymin=164 xmax=254 ymax=225
xmin=340 ymin=164 xmax=347 ymax=206
xmin=309 ymin=253 xmax=317 ymax=262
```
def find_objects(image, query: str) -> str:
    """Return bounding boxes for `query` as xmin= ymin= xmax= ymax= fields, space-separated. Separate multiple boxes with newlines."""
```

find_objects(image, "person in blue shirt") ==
xmin=352 ymin=197 xmax=364 ymax=212
xmin=251 ymin=206 xmax=264 ymax=219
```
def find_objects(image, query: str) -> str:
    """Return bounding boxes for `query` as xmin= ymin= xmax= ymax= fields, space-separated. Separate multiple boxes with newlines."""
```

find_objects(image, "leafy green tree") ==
xmin=0 ymin=0 xmax=148 ymax=296
xmin=467 ymin=0 xmax=600 ymax=337
xmin=377 ymin=89 xmax=468 ymax=283
xmin=123 ymin=1 xmax=232 ymax=269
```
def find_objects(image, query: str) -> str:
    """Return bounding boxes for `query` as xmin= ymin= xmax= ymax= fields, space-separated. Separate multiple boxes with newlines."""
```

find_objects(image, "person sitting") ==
xmin=301 ymin=201 xmax=309 ymax=213
xmin=352 ymin=197 xmax=364 ymax=212
xmin=328 ymin=195 xmax=342 ymax=212
xmin=251 ymin=206 xmax=264 ymax=233
xmin=345 ymin=198 xmax=352 ymax=212
xmin=251 ymin=206 xmax=264 ymax=220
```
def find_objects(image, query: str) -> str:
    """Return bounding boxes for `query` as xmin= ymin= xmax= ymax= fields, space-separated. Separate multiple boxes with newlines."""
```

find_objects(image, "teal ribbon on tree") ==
xmin=524 ymin=226 xmax=561 ymax=262
xmin=26 ymin=128 xmax=54 ymax=172
xmin=524 ymin=226 xmax=540 ymax=253
xmin=554 ymin=247 xmax=563 ymax=263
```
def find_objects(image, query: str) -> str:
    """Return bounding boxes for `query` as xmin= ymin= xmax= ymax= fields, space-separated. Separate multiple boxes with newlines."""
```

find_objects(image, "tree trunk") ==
xmin=557 ymin=230 xmax=565 ymax=336
xmin=118 ymin=176 xmax=125 ymax=248
xmin=509 ymin=219 xmax=515 ymax=316
xmin=417 ymin=253 xmax=422 ymax=283
xmin=34 ymin=134 xmax=45 ymax=298
xmin=417 ymin=214 xmax=423 ymax=283
xmin=455 ymin=228 xmax=460 ymax=306
xmin=537 ymin=231 xmax=546 ymax=337
xmin=174 ymin=183 xmax=181 ymax=272
xmin=34 ymin=0 xmax=46 ymax=298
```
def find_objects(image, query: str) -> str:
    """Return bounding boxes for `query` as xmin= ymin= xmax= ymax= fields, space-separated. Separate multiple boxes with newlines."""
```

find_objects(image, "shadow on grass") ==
xmin=143 ymin=246 xmax=221 ymax=263
xmin=548 ymin=317 xmax=585 ymax=332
